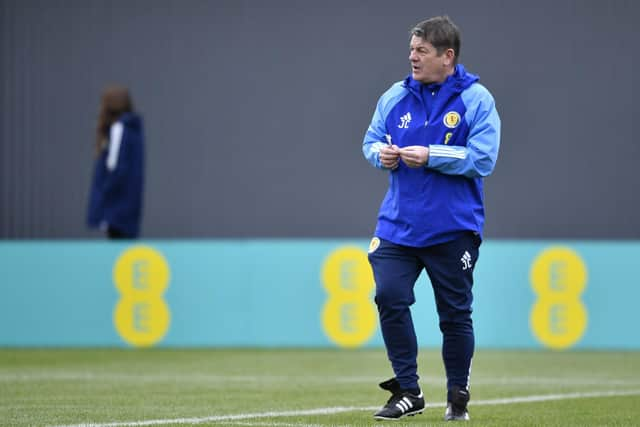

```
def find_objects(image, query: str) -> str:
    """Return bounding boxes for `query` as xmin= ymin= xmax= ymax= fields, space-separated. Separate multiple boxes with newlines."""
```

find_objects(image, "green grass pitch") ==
xmin=1 ymin=348 xmax=639 ymax=426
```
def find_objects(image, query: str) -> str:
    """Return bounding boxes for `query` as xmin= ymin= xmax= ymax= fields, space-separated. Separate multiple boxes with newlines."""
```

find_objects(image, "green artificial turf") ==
xmin=1 ymin=348 xmax=638 ymax=426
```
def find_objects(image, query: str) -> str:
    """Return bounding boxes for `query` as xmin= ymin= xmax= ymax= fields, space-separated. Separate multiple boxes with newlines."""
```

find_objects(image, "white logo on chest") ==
xmin=398 ymin=112 xmax=412 ymax=129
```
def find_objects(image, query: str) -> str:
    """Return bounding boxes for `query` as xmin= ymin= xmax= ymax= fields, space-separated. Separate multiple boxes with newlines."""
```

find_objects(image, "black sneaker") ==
xmin=373 ymin=378 xmax=425 ymax=420
xmin=444 ymin=386 xmax=470 ymax=421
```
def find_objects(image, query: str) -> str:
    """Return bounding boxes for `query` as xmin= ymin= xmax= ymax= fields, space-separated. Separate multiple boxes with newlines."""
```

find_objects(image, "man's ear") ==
xmin=444 ymin=48 xmax=455 ymax=66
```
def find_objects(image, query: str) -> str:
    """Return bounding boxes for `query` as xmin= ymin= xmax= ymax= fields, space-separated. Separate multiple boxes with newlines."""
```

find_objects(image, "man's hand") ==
xmin=380 ymin=145 xmax=400 ymax=170
xmin=399 ymin=146 xmax=429 ymax=168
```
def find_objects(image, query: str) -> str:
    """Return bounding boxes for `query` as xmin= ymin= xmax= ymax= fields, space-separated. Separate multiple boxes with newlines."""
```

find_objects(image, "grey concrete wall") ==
xmin=1 ymin=0 xmax=638 ymax=238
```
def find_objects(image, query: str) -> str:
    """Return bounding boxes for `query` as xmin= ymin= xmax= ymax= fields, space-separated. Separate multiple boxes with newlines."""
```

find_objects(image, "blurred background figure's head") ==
xmin=96 ymin=86 xmax=134 ymax=154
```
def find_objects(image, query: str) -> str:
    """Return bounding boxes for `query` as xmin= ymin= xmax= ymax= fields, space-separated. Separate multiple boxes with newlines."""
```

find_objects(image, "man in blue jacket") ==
xmin=363 ymin=16 xmax=501 ymax=421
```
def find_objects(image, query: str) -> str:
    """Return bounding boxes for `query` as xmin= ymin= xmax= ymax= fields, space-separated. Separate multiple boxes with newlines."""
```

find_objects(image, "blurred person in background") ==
xmin=362 ymin=16 xmax=500 ymax=422
xmin=87 ymin=85 xmax=144 ymax=239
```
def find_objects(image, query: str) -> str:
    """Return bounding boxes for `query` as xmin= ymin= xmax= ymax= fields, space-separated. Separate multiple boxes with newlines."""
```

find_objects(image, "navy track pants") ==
xmin=368 ymin=232 xmax=480 ymax=392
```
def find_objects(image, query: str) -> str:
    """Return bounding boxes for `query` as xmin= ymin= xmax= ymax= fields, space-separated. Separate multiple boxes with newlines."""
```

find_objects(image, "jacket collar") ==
xmin=403 ymin=64 xmax=479 ymax=97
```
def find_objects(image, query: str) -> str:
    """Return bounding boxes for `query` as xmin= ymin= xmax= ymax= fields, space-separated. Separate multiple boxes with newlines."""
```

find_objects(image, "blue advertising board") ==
xmin=0 ymin=240 xmax=637 ymax=349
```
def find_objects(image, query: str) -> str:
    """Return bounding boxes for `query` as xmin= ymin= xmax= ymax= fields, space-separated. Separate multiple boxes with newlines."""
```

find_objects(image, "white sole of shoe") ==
xmin=374 ymin=409 xmax=424 ymax=420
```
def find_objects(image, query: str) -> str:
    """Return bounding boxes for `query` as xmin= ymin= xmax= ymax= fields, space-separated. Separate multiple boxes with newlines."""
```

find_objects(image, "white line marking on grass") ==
xmin=50 ymin=407 xmax=368 ymax=427
xmin=473 ymin=389 xmax=640 ymax=405
xmin=50 ymin=389 xmax=640 ymax=427
xmin=7 ymin=372 xmax=640 ymax=387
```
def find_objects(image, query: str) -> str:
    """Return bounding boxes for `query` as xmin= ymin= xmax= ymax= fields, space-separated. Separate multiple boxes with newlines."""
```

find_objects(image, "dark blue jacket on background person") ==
xmin=87 ymin=112 xmax=144 ymax=238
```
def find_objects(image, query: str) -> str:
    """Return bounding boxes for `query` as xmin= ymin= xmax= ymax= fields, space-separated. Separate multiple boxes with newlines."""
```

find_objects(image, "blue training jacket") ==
xmin=363 ymin=64 xmax=501 ymax=247
xmin=87 ymin=112 xmax=144 ymax=238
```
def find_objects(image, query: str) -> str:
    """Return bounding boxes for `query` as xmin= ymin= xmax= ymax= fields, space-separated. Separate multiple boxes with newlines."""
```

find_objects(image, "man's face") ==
xmin=409 ymin=35 xmax=451 ymax=84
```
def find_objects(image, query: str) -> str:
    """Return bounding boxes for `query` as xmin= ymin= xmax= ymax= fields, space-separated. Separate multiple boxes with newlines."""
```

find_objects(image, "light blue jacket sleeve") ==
xmin=362 ymin=82 xmax=407 ymax=169
xmin=427 ymin=83 xmax=501 ymax=178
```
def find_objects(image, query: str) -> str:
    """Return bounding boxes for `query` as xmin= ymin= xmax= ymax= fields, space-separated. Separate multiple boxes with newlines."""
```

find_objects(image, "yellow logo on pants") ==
xmin=321 ymin=246 xmax=377 ymax=348
xmin=529 ymin=246 xmax=588 ymax=349
xmin=113 ymin=245 xmax=170 ymax=347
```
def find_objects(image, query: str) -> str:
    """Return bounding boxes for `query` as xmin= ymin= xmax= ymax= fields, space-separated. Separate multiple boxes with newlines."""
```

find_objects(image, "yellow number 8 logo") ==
xmin=529 ymin=246 xmax=588 ymax=349
xmin=321 ymin=246 xmax=377 ymax=348
xmin=113 ymin=245 xmax=171 ymax=347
